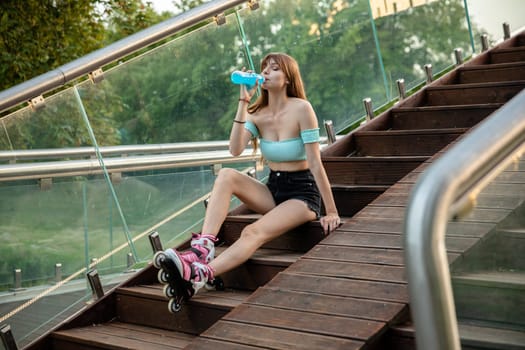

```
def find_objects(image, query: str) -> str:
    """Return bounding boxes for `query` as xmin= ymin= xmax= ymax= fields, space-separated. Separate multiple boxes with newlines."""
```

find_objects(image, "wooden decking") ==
xmin=23 ymin=30 xmax=525 ymax=350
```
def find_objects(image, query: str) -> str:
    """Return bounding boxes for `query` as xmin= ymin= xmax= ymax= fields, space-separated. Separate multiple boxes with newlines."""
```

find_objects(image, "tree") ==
xmin=0 ymin=0 xmax=170 ymax=92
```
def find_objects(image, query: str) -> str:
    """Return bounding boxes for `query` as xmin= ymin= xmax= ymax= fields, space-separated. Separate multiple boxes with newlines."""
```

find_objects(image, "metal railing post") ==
xmin=363 ymin=98 xmax=374 ymax=121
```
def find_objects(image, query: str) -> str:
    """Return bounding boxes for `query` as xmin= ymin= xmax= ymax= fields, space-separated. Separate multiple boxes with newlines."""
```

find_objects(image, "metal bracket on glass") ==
xmin=248 ymin=0 xmax=259 ymax=10
xmin=214 ymin=12 xmax=226 ymax=25
xmin=10 ymin=269 xmax=24 ymax=292
xmin=125 ymin=252 xmax=136 ymax=273
xmin=212 ymin=163 xmax=222 ymax=176
xmin=29 ymin=95 xmax=45 ymax=111
xmin=87 ymin=269 xmax=104 ymax=300
xmin=503 ymin=22 xmax=511 ymax=40
xmin=89 ymin=68 xmax=105 ymax=84
xmin=424 ymin=64 xmax=433 ymax=84
xmin=0 ymin=324 xmax=19 ymax=350
xmin=480 ymin=34 xmax=489 ymax=52
xmin=363 ymin=98 xmax=374 ymax=122
xmin=324 ymin=120 xmax=336 ymax=145
xmin=149 ymin=231 xmax=163 ymax=253
xmin=454 ymin=48 xmax=463 ymax=66
xmin=39 ymin=178 xmax=52 ymax=191
xmin=110 ymin=172 xmax=122 ymax=184
xmin=396 ymin=79 xmax=406 ymax=101
xmin=54 ymin=263 xmax=62 ymax=284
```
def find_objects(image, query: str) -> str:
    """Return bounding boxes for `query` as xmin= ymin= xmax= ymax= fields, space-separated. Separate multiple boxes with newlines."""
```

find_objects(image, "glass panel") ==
xmin=373 ymin=0 xmax=472 ymax=93
xmin=238 ymin=0 xmax=384 ymax=132
xmin=0 ymin=89 xmax=92 ymax=151
xmin=449 ymin=156 xmax=525 ymax=330
xmin=76 ymin=14 xmax=245 ymax=146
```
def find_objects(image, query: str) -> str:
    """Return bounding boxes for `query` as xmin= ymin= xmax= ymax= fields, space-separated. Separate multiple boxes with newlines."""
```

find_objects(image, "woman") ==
xmin=154 ymin=52 xmax=340 ymax=306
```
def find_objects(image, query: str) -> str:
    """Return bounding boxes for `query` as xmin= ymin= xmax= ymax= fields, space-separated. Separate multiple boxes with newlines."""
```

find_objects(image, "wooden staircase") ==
xmin=23 ymin=30 xmax=525 ymax=350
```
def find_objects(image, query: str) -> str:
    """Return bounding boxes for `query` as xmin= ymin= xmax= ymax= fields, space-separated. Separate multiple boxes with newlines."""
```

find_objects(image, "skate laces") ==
xmin=190 ymin=233 xmax=217 ymax=263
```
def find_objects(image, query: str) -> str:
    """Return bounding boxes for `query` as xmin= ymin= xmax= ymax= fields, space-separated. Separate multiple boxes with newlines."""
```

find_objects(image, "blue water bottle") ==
xmin=231 ymin=71 xmax=264 ymax=87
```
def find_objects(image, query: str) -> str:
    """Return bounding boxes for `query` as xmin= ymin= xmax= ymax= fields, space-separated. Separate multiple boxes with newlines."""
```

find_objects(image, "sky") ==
xmin=148 ymin=0 xmax=181 ymax=14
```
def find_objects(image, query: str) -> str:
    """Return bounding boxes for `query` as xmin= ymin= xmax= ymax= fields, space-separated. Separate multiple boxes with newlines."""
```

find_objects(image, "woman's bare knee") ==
xmin=214 ymin=168 xmax=241 ymax=189
xmin=239 ymin=223 xmax=270 ymax=247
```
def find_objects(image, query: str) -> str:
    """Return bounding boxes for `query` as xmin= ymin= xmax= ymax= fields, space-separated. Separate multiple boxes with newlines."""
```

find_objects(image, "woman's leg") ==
xmin=201 ymin=168 xmax=276 ymax=235
xmin=210 ymin=199 xmax=317 ymax=275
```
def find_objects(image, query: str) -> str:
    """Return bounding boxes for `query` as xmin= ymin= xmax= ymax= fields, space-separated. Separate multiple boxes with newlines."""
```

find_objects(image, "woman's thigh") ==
xmin=223 ymin=169 xmax=276 ymax=214
xmin=249 ymin=199 xmax=317 ymax=244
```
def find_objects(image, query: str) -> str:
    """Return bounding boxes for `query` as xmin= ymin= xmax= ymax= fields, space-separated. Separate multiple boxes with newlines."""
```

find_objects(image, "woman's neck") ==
xmin=267 ymin=90 xmax=289 ymax=115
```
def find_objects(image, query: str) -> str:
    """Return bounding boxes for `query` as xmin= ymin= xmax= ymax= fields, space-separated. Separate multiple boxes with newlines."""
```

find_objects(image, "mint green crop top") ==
xmin=244 ymin=121 xmax=320 ymax=162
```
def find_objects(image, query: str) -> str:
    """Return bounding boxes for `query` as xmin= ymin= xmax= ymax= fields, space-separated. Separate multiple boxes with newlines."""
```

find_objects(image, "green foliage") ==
xmin=0 ymin=0 xmax=171 ymax=91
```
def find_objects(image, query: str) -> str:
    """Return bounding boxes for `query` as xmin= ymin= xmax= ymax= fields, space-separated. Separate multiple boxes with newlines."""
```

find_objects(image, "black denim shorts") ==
xmin=266 ymin=169 xmax=321 ymax=218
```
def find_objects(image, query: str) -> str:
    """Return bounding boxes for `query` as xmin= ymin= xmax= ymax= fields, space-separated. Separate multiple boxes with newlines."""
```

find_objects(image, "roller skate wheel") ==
xmin=157 ymin=269 xmax=169 ymax=284
xmin=163 ymin=284 xmax=176 ymax=298
xmin=168 ymin=298 xmax=182 ymax=313
xmin=153 ymin=251 xmax=166 ymax=269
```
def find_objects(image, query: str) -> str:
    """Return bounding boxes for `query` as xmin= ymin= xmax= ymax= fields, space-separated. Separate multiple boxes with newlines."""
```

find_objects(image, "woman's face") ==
xmin=261 ymin=58 xmax=287 ymax=90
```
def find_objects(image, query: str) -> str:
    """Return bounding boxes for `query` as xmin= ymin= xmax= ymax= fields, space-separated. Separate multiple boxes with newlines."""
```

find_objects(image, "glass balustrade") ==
xmin=1 ymin=0 xmax=524 ymax=347
xmin=449 ymin=157 xmax=525 ymax=332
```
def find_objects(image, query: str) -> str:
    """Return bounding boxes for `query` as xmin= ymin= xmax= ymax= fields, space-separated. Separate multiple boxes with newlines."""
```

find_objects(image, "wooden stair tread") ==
xmin=492 ymin=46 xmax=525 ymax=54
xmin=216 ymin=246 xmax=302 ymax=266
xmin=51 ymin=321 xmax=194 ymax=349
xmin=331 ymin=184 xmax=390 ymax=191
xmin=197 ymin=320 xmax=364 ymax=350
xmin=459 ymin=61 xmax=525 ymax=71
xmin=117 ymin=284 xmax=251 ymax=309
xmin=391 ymin=102 xmax=503 ymax=112
xmin=355 ymin=127 xmax=469 ymax=135
xmin=427 ymin=80 xmax=525 ymax=90
xmin=323 ymin=155 xmax=430 ymax=161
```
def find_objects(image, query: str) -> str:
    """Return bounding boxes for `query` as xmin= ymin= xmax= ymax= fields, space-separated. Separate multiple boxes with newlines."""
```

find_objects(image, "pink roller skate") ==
xmin=154 ymin=248 xmax=215 ymax=313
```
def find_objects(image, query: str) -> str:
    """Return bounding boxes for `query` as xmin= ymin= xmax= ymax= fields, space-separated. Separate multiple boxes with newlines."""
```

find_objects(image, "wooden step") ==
xmin=490 ymin=46 xmax=525 ymax=64
xmin=517 ymin=33 xmax=525 ymax=47
xmin=51 ymin=321 xmax=194 ymax=350
xmin=452 ymin=271 xmax=525 ymax=329
xmin=322 ymin=156 xmax=428 ymax=185
xmin=217 ymin=247 xmax=303 ymax=290
xmin=425 ymin=81 xmax=525 ymax=105
xmin=353 ymin=128 xmax=467 ymax=156
xmin=386 ymin=321 xmax=525 ymax=350
xmin=116 ymin=284 xmax=250 ymax=334
xmin=389 ymin=104 xmax=500 ymax=130
xmin=330 ymin=184 xmax=388 ymax=217
xmin=457 ymin=62 xmax=525 ymax=84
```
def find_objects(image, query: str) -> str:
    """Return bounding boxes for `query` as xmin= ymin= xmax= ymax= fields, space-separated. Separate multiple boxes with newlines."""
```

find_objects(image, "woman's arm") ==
xmin=229 ymin=83 xmax=257 ymax=156
xmin=300 ymin=101 xmax=341 ymax=234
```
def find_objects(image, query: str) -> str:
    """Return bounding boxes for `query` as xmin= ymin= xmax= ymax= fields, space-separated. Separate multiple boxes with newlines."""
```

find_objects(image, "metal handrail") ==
xmin=0 ymin=0 xmax=247 ymax=113
xmin=404 ymin=89 xmax=525 ymax=349
xmin=0 ymin=141 xmax=231 ymax=162
xmin=0 ymin=149 xmax=259 ymax=181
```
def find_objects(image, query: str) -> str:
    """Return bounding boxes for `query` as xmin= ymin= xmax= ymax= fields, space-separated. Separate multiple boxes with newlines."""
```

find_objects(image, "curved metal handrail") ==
xmin=404 ymin=89 xmax=525 ymax=349
xmin=0 ymin=0 xmax=247 ymax=113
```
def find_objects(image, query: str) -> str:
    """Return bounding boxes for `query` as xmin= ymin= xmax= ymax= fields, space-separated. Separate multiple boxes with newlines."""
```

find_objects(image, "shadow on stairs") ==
xmin=24 ymin=30 xmax=525 ymax=350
